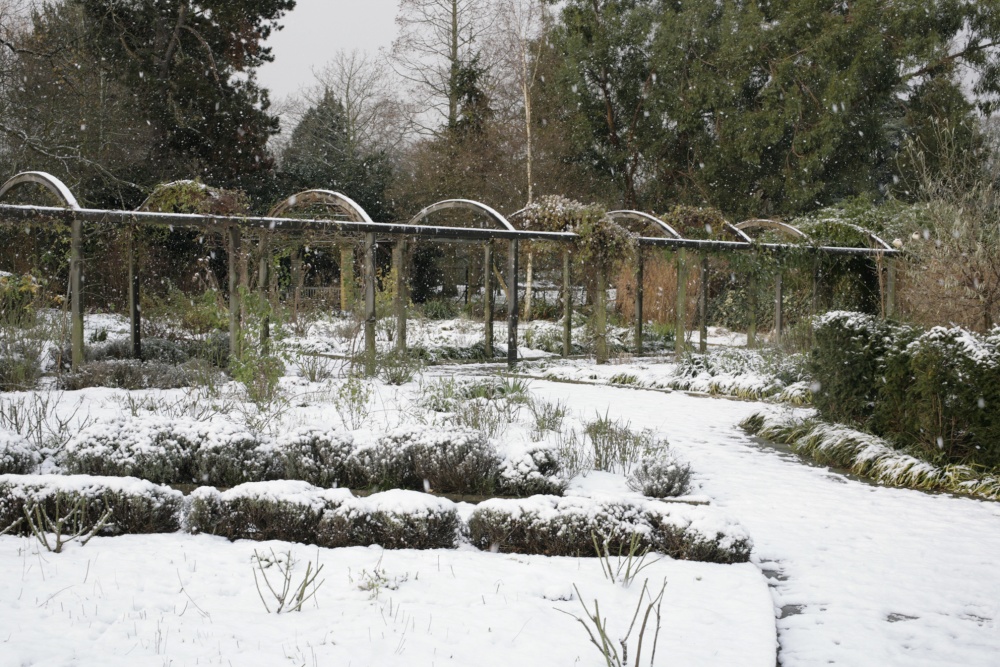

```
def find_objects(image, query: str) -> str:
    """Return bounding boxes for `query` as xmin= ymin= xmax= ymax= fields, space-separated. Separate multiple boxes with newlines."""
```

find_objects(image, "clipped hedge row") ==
xmin=185 ymin=482 xmax=462 ymax=549
xmin=0 ymin=474 xmax=184 ymax=535
xmin=467 ymin=495 xmax=752 ymax=564
xmin=0 ymin=476 xmax=751 ymax=562
xmin=811 ymin=312 xmax=1000 ymax=468
xmin=61 ymin=419 xmax=565 ymax=496
xmin=0 ymin=431 xmax=40 ymax=475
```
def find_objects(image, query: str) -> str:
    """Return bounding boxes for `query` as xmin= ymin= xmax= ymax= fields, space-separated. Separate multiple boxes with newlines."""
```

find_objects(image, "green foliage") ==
xmin=548 ymin=0 xmax=999 ymax=215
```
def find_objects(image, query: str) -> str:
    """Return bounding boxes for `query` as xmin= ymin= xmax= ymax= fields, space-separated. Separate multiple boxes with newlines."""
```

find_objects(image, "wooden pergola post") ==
xmin=747 ymin=256 xmax=758 ymax=349
xmin=774 ymin=269 xmax=784 ymax=344
xmin=393 ymin=238 xmax=407 ymax=353
xmin=228 ymin=226 xmax=242 ymax=360
xmin=634 ymin=247 xmax=644 ymax=355
xmin=484 ymin=241 xmax=493 ymax=358
xmin=562 ymin=248 xmax=572 ymax=357
xmin=674 ymin=249 xmax=687 ymax=355
xmin=507 ymin=239 xmax=519 ymax=367
xmin=340 ymin=246 xmax=355 ymax=313
xmin=258 ymin=235 xmax=271 ymax=354
xmin=595 ymin=264 xmax=609 ymax=364
xmin=698 ymin=253 xmax=709 ymax=354
xmin=70 ymin=216 xmax=84 ymax=370
xmin=363 ymin=232 xmax=377 ymax=376
xmin=289 ymin=243 xmax=303 ymax=326
xmin=127 ymin=224 xmax=141 ymax=360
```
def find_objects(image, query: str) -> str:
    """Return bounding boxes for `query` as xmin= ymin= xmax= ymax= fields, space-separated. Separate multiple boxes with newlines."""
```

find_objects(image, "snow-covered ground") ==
xmin=528 ymin=376 xmax=1000 ymax=666
xmin=0 ymin=535 xmax=774 ymax=666
xmin=3 ymin=310 xmax=999 ymax=666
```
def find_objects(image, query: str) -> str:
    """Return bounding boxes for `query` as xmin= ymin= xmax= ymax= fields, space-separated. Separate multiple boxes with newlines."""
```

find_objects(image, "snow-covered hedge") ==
xmin=0 ymin=474 xmax=183 ymax=535
xmin=498 ymin=443 xmax=566 ymax=496
xmin=272 ymin=428 xmax=356 ymax=488
xmin=467 ymin=495 xmax=752 ymax=564
xmin=742 ymin=412 xmax=1000 ymax=501
xmin=0 ymin=431 xmax=40 ymax=475
xmin=188 ymin=481 xmax=351 ymax=544
xmin=318 ymin=489 xmax=460 ymax=550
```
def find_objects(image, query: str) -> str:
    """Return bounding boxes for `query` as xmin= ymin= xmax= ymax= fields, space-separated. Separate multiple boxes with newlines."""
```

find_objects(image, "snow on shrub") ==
xmin=627 ymin=455 xmax=693 ymax=498
xmin=0 ymin=474 xmax=183 ymax=535
xmin=318 ymin=489 xmax=460 ymax=550
xmin=272 ymin=427 xmax=355 ymax=488
xmin=498 ymin=443 xmax=567 ymax=496
xmin=351 ymin=426 xmax=501 ymax=494
xmin=0 ymin=431 xmax=39 ymax=475
xmin=741 ymin=412 xmax=1000 ymax=501
xmin=64 ymin=417 xmax=279 ymax=486
xmin=467 ymin=495 xmax=751 ymax=564
xmin=188 ymin=481 xmax=351 ymax=544
xmin=63 ymin=417 xmax=195 ymax=483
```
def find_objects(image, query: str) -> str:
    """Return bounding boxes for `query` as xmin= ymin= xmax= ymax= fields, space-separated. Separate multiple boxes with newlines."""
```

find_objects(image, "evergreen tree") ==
xmin=77 ymin=0 xmax=294 ymax=195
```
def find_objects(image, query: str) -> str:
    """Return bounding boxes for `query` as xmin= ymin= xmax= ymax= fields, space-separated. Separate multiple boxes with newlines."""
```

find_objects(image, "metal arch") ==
xmin=607 ymin=210 xmax=683 ymax=239
xmin=408 ymin=199 xmax=517 ymax=232
xmin=724 ymin=222 xmax=753 ymax=243
xmin=812 ymin=219 xmax=893 ymax=251
xmin=736 ymin=219 xmax=810 ymax=241
xmin=0 ymin=171 xmax=80 ymax=210
xmin=267 ymin=189 xmax=374 ymax=223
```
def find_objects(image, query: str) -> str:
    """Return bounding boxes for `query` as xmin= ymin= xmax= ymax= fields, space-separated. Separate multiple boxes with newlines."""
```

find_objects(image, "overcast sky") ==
xmin=257 ymin=0 xmax=400 ymax=103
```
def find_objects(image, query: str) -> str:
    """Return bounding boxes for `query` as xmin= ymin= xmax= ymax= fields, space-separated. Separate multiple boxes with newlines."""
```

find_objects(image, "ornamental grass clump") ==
xmin=627 ymin=455 xmax=693 ymax=498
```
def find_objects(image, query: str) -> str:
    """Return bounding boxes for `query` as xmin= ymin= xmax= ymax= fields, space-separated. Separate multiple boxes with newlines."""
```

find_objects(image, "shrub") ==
xmin=420 ymin=298 xmax=461 ymax=320
xmin=352 ymin=427 xmax=500 ymax=494
xmin=498 ymin=443 xmax=567 ymax=496
xmin=0 ymin=431 xmax=40 ymax=474
xmin=809 ymin=311 xmax=902 ymax=425
xmin=64 ymin=417 xmax=277 ymax=486
xmin=63 ymin=417 xmax=195 ymax=484
xmin=58 ymin=359 xmax=211 ymax=391
xmin=0 ymin=474 xmax=183 ymax=536
xmin=318 ymin=489 xmax=460 ymax=549
xmin=189 ymin=421 xmax=277 ymax=487
xmin=376 ymin=350 xmax=423 ymax=386
xmin=584 ymin=413 xmax=658 ymax=475
xmin=627 ymin=455 xmax=693 ymax=498
xmin=273 ymin=427 xmax=356 ymax=488
xmin=89 ymin=337 xmax=190 ymax=364
xmin=188 ymin=481 xmax=351 ymax=544
xmin=467 ymin=495 xmax=750 ymax=564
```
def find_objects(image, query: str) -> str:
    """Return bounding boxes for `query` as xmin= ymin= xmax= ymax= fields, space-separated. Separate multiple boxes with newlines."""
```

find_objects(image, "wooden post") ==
xmin=70 ymin=216 xmax=84 ymax=370
xmin=748 ymin=258 xmax=758 ymax=349
xmin=595 ymin=264 xmax=608 ymax=364
xmin=507 ymin=239 xmax=519 ymax=367
xmin=127 ymin=224 xmax=141 ymax=360
xmin=886 ymin=258 xmax=897 ymax=319
xmin=774 ymin=270 xmax=784 ymax=345
xmin=290 ymin=244 xmax=302 ymax=326
xmin=340 ymin=246 xmax=355 ymax=313
xmin=562 ymin=248 xmax=572 ymax=357
xmin=698 ymin=254 xmax=709 ymax=354
xmin=811 ymin=257 xmax=820 ymax=345
xmin=393 ymin=239 xmax=407 ymax=353
xmin=634 ymin=248 xmax=644 ymax=355
xmin=228 ymin=226 xmax=242 ymax=360
xmin=484 ymin=242 xmax=493 ymax=358
xmin=258 ymin=236 xmax=270 ymax=354
xmin=363 ymin=232 xmax=377 ymax=376
xmin=674 ymin=249 xmax=687 ymax=355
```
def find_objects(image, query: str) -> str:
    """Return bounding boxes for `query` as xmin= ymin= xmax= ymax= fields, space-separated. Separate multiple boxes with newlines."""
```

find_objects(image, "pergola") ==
xmin=0 ymin=171 xmax=901 ymax=371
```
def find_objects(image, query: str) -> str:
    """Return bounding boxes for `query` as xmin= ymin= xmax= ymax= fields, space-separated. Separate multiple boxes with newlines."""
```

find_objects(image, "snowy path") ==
xmin=525 ymin=379 xmax=1000 ymax=667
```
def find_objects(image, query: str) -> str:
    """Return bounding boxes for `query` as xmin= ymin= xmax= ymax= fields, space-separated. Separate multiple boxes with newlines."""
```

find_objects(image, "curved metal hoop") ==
xmin=0 ymin=171 xmax=80 ymax=210
xmin=267 ymin=189 xmax=374 ymax=223
xmin=736 ymin=219 xmax=810 ymax=241
xmin=408 ymin=199 xmax=516 ymax=231
xmin=607 ymin=210 xmax=683 ymax=239
xmin=813 ymin=219 xmax=893 ymax=251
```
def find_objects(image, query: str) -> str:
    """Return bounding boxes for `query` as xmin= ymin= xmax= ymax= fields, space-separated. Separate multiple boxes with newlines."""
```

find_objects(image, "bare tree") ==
xmin=388 ymin=0 xmax=497 ymax=134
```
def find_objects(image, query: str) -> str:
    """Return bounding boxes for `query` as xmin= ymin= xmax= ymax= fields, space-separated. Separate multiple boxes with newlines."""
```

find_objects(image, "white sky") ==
xmin=257 ymin=0 xmax=400 ymax=103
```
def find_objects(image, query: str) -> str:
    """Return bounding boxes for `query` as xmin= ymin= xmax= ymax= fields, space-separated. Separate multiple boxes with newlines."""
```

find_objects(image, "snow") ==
xmin=0 ymin=534 xmax=774 ymax=666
